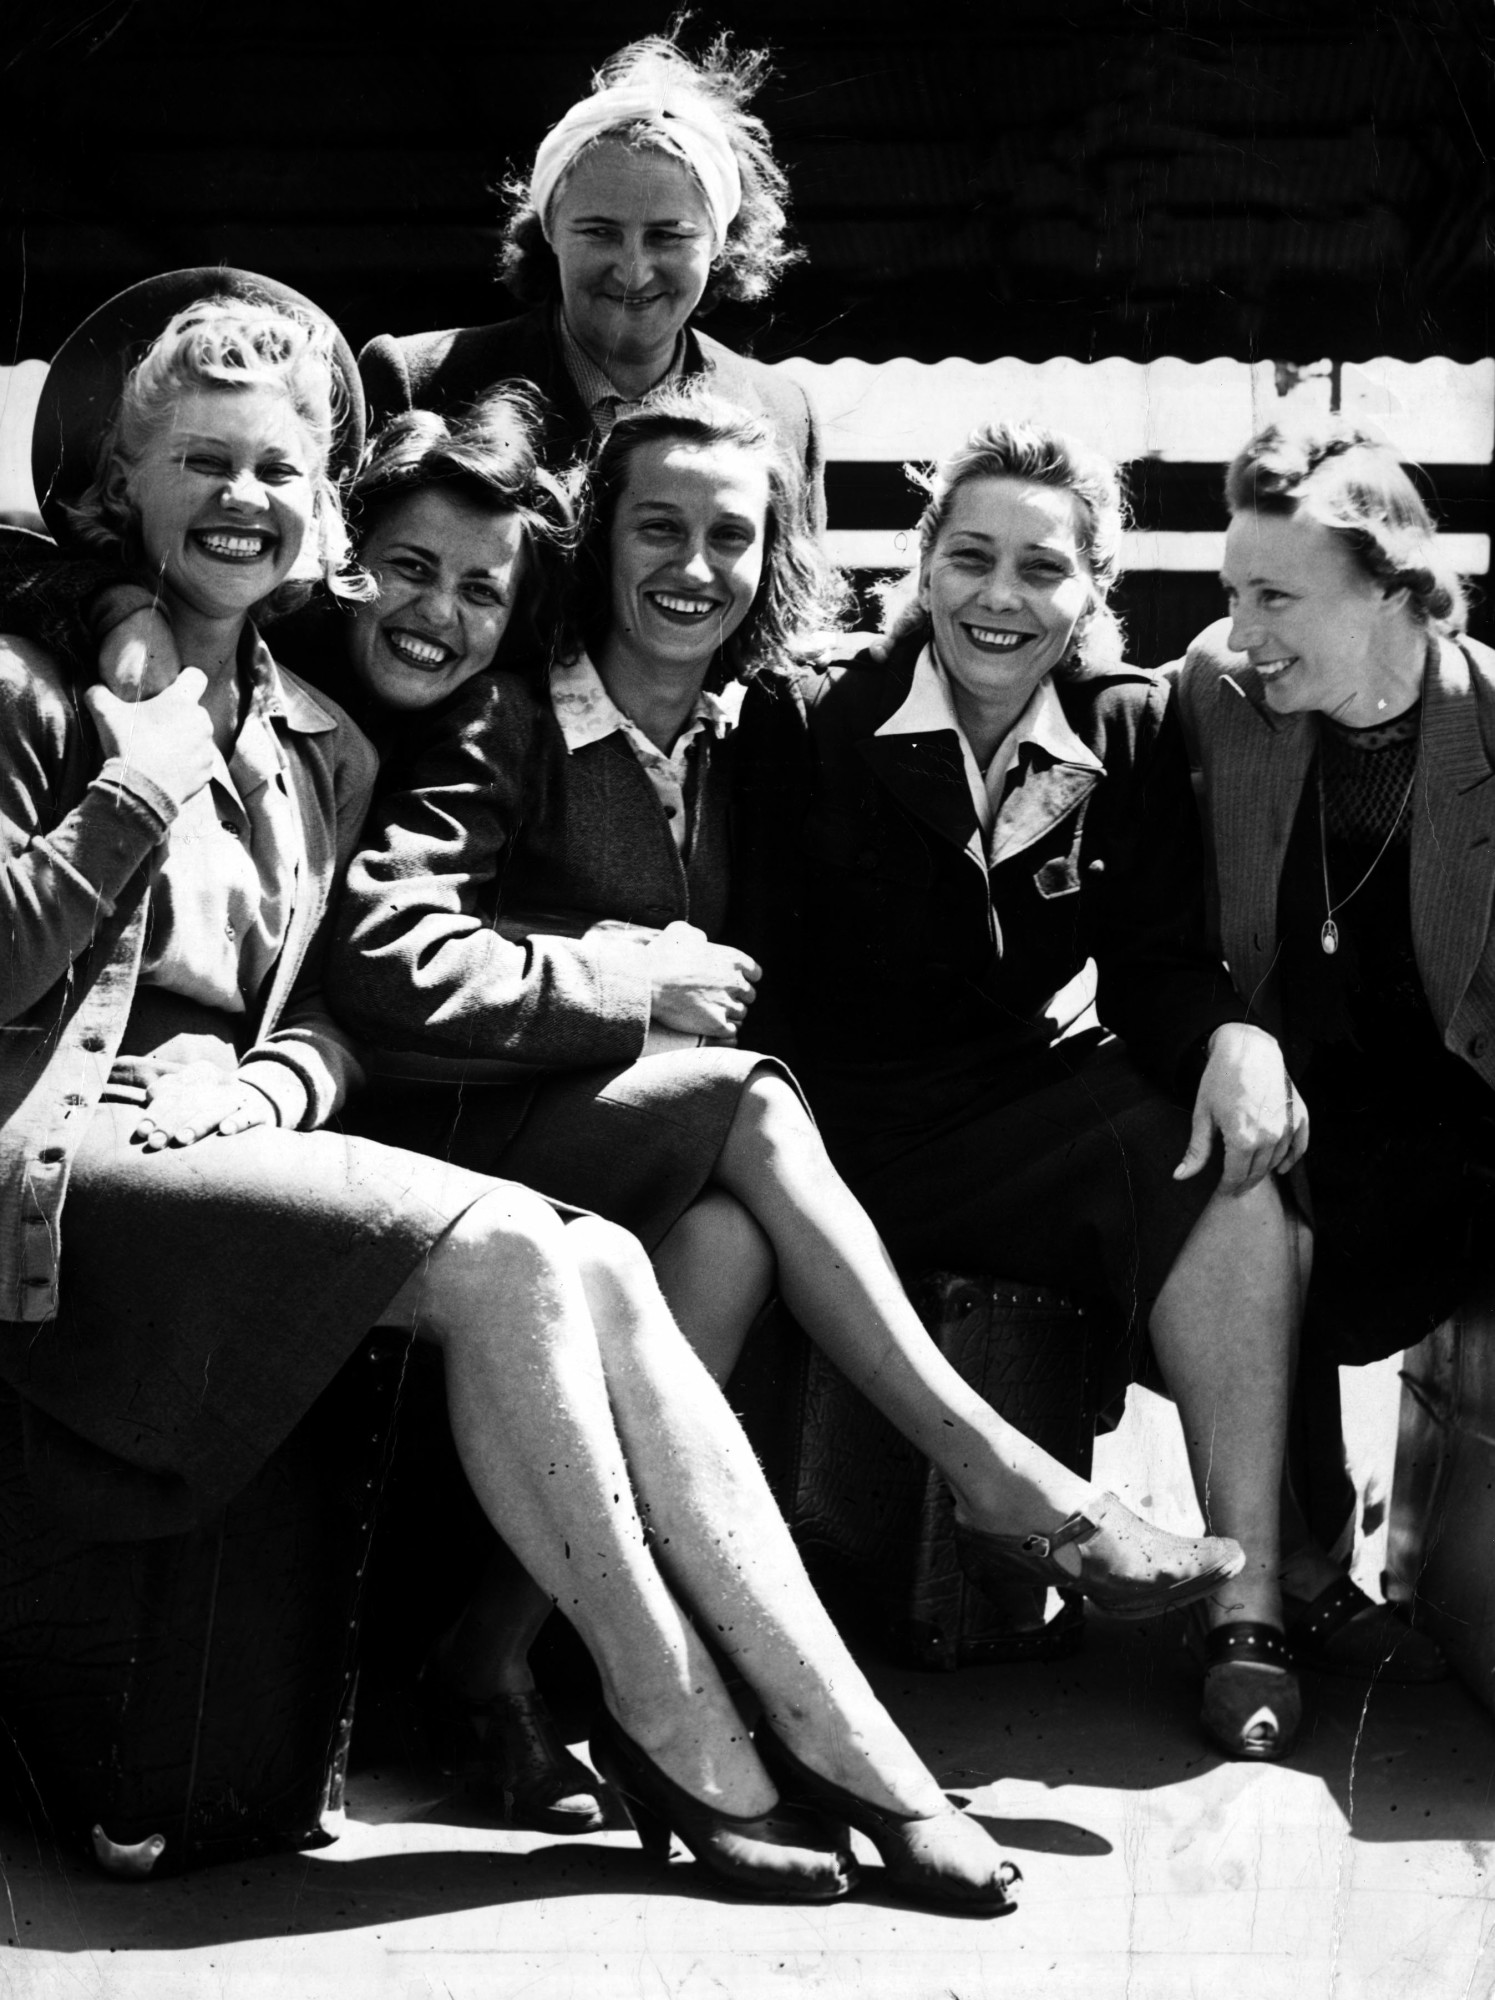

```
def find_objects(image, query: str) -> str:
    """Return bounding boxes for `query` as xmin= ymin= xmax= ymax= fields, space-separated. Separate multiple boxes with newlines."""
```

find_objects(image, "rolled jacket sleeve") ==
xmin=0 ymin=639 xmax=174 ymax=1025
xmin=328 ymin=677 xmax=653 ymax=1069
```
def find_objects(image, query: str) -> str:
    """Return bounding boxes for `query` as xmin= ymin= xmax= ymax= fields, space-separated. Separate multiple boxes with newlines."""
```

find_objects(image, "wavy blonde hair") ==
xmin=884 ymin=418 xmax=1129 ymax=671
xmin=68 ymin=295 xmax=369 ymax=616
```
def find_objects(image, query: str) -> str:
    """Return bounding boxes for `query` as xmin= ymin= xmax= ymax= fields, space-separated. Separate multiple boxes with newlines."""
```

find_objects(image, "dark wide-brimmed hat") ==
xmin=31 ymin=266 xmax=366 ymax=544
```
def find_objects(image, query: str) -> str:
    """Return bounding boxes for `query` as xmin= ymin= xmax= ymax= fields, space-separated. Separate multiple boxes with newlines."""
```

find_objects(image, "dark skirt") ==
xmin=354 ymin=1047 xmax=793 ymax=1253
xmin=822 ymin=1031 xmax=1220 ymax=1335
xmin=1299 ymin=1094 xmax=1495 ymax=1365
xmin=0 ymin=1005 xmax=511 ymax=1536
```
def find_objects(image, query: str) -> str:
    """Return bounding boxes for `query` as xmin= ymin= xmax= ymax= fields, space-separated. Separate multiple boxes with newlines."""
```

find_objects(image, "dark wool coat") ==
xmin=358 ymin=305 xmax=825 ymax=530
xmin=730 ymin=636 xmax=1244 ymax=1153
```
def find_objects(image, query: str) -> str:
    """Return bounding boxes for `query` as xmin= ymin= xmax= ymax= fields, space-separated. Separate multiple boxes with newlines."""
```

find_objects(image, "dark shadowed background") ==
xmin=3 ymin=0 xmax=1492 ymax=655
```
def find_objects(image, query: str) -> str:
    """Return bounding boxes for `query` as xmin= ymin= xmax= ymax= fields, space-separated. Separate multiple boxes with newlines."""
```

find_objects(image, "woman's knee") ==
xmin=421 ymin=1184 xmax=572 ymax=1331
xmin=728 ymin=1068 xmax=819 ymax=1163
xmin=565 ymin=1213 xmax=658 ymax=1302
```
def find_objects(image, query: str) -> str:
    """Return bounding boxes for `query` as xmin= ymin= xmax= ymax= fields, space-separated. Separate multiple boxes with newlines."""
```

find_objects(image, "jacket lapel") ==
xmin=1208 ymin=666 xmax=1315 ymax=1018
xmin=1412 ymin=637 xmax=1495 ymax=1030
xmin=857 ymin=731 xmax=983 ymax=859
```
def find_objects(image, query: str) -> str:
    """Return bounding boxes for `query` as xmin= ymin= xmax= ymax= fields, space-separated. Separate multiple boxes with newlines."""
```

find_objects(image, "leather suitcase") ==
xmin=0 ymin=1332 xmax=408 ymax=1876
xmin=731 ymin=1275 xmax=1104 ymax=1669
xmin=1384 ymin=1279 xmax=1495 ymax=1716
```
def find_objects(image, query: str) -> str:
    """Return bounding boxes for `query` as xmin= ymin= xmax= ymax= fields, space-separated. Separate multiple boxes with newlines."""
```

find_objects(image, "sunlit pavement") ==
xmin=2 ymin=1366 xmax=1490 ymax=2000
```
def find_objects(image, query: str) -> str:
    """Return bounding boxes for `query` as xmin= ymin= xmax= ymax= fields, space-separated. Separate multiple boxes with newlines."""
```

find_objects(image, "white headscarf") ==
xmin=530 ymin=79 xmax=743 ymax=250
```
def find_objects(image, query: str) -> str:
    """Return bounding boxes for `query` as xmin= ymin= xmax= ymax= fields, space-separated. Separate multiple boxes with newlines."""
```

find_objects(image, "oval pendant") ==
xmin=1321 ymin=919 xmax=1339 ymax=955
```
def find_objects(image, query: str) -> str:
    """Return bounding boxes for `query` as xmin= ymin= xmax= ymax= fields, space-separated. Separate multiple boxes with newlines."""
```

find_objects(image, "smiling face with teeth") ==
xmin=604 ymin=437 xmax=769 ymax=683
xmin=920 ymin=476 xmax=1096 ymax=746
xmin=1221 ymin=508 xmax=1420 ymax=725
xmin=127 ymin=384 xmax=318 ymax=622
xmin=348 ymin=488 xmax=528 ymax=712
xmin=549 ymin=142 xmax=716 ymax=392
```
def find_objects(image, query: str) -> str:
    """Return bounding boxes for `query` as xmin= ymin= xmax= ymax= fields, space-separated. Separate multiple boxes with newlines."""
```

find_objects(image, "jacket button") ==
xmin=1469 ymin=1033 xmax=1489 ymax=1060
xmin=81 ymin=1034 xmax=106 ymax=1053
xmin=37 ymin=1146 xmax=65 ymax=1165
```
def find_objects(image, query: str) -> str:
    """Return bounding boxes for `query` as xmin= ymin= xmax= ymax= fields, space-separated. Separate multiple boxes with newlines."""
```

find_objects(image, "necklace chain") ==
xmin=1317 ymin=759 xmax=1416 ymax=955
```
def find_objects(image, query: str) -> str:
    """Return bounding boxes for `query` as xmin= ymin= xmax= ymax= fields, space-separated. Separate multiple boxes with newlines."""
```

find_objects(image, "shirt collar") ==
xmin=550 ymin=651 xmax=745 ymax=755
xmin=874 ymin=643 xmax=1102 ymax=773
xmin=243 ymin=627 xmax=340 ymax=735
xmin=557 ymin=311 xmax=687 ymax=419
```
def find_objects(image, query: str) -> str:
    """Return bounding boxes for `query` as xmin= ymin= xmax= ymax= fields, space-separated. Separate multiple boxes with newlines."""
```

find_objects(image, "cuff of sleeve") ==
xmin=236 ymin=1057 xmax=309 ymax=1132
xmin=91 ymin=759 xmax=179 ymax=838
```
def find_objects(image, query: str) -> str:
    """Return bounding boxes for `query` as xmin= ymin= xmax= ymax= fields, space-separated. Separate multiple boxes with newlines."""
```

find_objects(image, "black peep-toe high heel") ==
xmin=589 ymin=1710 xmax=858 ymax=1902
xmin=754 ymin=1722 xmax=1020 ymax=1916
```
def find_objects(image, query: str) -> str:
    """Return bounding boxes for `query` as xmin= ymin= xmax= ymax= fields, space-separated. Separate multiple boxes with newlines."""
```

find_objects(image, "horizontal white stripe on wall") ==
xmin=781 ymin=357 xmax=1495 ymax=469
xmin=828 ymin=529 xmax=1494 ymax=575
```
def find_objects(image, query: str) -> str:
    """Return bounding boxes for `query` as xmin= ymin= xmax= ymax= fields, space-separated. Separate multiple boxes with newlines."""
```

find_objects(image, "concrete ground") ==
xmin=3 ymin=1363 xmax=1492 ymax=2000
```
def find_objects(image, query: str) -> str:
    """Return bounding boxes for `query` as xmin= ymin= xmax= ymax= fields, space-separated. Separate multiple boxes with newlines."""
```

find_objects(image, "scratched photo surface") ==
xmin=1 ymin=3 xmax=1492 ymax=1996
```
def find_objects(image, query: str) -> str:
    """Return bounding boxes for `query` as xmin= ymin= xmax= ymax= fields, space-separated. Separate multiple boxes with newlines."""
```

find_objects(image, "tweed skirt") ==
xmin=354 ymin=1047 xmax=797 ymax=1253
xmin=0 ymin=1001 xmax=533 ymax=1535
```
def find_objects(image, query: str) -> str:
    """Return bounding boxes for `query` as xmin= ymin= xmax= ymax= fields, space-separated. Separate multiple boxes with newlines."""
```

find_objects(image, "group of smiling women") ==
xmin=2 ymin=32 xmax=1488 ymax=1917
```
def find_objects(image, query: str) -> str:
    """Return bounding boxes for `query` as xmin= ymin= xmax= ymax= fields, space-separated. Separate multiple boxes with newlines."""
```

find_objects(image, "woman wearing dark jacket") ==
xmin=742 ymin=418 xmax=1311 ymax=1763
xmin=358 ymin=34 xmax=823 ymax=528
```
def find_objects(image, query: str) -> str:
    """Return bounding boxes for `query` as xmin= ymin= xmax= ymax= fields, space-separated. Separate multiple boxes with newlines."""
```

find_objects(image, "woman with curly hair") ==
xmin=358 ymin=33 xmax=823 ymax=526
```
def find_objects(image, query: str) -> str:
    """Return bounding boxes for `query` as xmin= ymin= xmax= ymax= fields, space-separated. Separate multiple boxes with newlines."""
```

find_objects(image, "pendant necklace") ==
xmin=1317 ymin=760 xmax=1415 ymax=954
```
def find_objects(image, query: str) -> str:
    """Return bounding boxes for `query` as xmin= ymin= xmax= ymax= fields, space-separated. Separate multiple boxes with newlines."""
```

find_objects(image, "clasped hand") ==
xmin=132 ymin=1062 xmax=275 ymax=1151
xmin=645 ymin=921 xmax=762 ymax=1040
xmin=1174 ymin=1021 xmax=1308 ymax=1192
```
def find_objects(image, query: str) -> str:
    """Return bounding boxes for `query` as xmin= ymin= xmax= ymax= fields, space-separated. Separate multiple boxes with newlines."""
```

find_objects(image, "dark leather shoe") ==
xmin=755 ymin=1721 xmax=1019 ymax=1916
xmin=1283 ymin=1576 xmax=1447 ymax=1683
xmin=1187 ymin=1615 xmax=1302 ymax=1762
xmin=590 ymin=1710 xmax=858 ymax=1902
xmin=420 ymin=1680 xmax=608 ymax=1834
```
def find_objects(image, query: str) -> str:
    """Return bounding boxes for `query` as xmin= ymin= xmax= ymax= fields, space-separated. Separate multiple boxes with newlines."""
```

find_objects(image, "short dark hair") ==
xmin=351 ymin=388 xmax=580 ymax=673
xmin=498 ymin=33 xmax=800 ymax=314
xmin=568 ymin=385 xmax=844 ymax=682
xmin=1226 ymin=420 xmax=1467 ymax=635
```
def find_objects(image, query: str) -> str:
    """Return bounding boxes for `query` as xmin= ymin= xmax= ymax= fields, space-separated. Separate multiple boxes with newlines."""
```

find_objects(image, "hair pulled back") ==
xmin=886 ymin=418 xmax=1129 ymax=671
xmin=1226 ymin=420 xmax=1467 ymax=635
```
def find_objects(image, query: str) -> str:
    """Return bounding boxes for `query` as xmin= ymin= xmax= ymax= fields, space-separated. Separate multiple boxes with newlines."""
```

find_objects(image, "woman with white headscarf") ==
xmin=359 ymin=34 xmax=823 ymax=527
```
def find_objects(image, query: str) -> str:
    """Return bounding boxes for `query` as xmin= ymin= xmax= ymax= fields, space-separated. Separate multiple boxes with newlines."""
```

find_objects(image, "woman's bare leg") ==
xmin=391 ymin=1189 xmax=1013 ymax=1891
xmin=708 ymin=1071 xmax=1096 ymax=1530
xmin=654 ymin=1189 xmax=776 ymax=1384
xmin=1148 ymin=1180 xmax=1302 ymax=1631
xmin=437 ymin=1189 xmax=777 ymax=1698
xmin=566 ymin=1215 xmax=950 ymax=1818
xmin=381 ymin=1185 xmax=776 ymax=1813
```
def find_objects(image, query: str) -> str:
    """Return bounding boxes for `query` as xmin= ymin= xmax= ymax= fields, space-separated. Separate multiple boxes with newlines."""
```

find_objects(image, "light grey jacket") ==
xmin=0 ymin=632 xmax=377 ymax=1321
xmin=1175 ymin=617 xmax=1495 ymax=1093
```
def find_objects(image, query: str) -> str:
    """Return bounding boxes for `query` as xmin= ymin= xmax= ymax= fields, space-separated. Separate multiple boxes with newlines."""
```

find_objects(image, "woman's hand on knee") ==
xmin=1174 ymin=1023 xmax=1308 ymax=1192
xmin=132 ymin=1061 xmax=277 ymax=1150
xmin=645 ymin=922 xmax=761 ymax=1039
